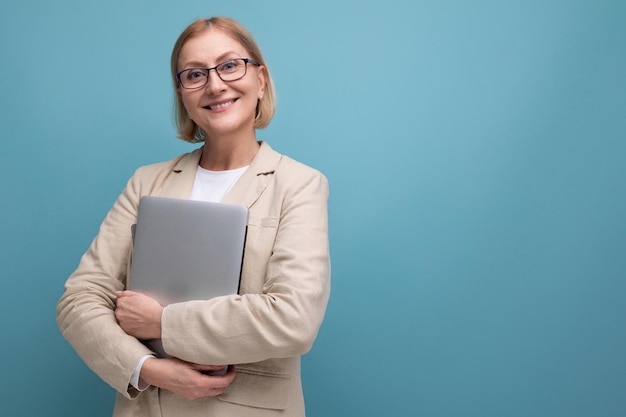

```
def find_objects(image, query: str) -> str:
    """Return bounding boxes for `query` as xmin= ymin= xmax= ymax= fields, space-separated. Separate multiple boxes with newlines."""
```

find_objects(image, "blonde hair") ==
xmin=171 ymin=17 xmax=276 ymax=142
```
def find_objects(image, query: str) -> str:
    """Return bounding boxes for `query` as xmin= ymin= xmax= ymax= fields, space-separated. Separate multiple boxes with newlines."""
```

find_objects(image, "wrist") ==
xmin=148 ymin=306 xmax=163 ymax=339
xmin=138 ymin=357 xmax=160 ymax=387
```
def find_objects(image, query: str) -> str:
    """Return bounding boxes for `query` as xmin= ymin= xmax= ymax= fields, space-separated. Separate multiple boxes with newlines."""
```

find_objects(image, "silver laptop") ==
xmin=128 ymin=196 xmax=248 ymax=357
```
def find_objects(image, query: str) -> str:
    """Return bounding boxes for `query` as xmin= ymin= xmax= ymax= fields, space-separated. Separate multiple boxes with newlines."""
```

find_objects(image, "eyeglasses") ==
xmin=176 ymin=58 xmax=260 ymax=89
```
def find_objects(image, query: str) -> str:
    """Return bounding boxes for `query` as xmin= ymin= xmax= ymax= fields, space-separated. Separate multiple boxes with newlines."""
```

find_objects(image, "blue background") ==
xmin=1 ymin=1 xmax=625 ymax=416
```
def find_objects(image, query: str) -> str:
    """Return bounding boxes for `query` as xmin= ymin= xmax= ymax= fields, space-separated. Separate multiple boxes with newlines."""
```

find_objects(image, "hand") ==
xmin=115 ymin=291 xmax=163 ymax=339
xmin=140 ymin=357 xmax=236 ymax=399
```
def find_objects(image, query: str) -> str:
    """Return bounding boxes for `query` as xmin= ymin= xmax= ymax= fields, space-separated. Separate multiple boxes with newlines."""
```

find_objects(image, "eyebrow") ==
xmin=180 ymin=51 xmax=244 ymax=70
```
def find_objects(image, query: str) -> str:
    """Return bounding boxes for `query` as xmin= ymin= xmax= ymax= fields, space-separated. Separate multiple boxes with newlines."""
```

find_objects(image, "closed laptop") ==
xmin=128 ymin=195 xmax=248 ymax=357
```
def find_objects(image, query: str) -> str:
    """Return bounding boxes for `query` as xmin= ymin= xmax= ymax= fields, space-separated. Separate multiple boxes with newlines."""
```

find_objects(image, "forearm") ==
xmin=57 ymin=287 xmax=155 ymax=395
xmin=56 ymin=171 xmax=150 ymax=395
xmin=161 ymin=286 xmax=329 ymax=365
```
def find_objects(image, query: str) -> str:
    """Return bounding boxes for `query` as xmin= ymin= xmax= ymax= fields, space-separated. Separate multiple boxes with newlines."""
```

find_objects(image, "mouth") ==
xmin=203 ymin=99 xmax=237 ymax=111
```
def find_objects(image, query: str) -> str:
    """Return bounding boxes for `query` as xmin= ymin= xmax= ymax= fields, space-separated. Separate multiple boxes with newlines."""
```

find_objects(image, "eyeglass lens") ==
xmin=179 ymin=59 xmax=248 ymax=88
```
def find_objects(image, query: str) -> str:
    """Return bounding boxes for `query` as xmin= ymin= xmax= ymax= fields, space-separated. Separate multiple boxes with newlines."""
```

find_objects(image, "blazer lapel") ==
xmin=223 ymin=141 xmax=282 ymax=208
xmin=159 ymin=147 xmax=203 ymax=199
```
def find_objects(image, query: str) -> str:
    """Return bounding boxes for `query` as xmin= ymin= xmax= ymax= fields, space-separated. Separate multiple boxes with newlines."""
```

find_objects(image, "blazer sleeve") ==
xmin=56 ymin=169 xmax=154 ymax=399
xmin=160 ymin=167 xmax=331 ymax=365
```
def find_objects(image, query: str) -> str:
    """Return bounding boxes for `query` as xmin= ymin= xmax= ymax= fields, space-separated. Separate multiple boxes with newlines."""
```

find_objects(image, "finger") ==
xmin=223 ymin=365 xmax=236 ymax=381
xmin=207 ymin=365 xmax=236 ymax=383
xmin=191 ymin=364 xmax=227 ymax=372
xmin=199 ymin=366 xmax=235 ymax=385
xmin=116 ymin=290 xmax=142 ymax=298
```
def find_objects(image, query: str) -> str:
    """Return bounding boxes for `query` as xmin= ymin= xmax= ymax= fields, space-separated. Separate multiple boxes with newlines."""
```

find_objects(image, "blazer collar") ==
xmin=160 ymin=141 xmax=282 ymax=208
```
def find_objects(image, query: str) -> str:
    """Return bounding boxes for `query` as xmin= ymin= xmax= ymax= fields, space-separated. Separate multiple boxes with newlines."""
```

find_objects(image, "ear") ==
xmin=257 ymin=65 xmax=267 ymax=100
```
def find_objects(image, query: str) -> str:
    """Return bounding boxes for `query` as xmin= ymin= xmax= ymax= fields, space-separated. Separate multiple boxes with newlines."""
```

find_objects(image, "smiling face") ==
xmin=177 ymin=28 xmax=267 ymax=142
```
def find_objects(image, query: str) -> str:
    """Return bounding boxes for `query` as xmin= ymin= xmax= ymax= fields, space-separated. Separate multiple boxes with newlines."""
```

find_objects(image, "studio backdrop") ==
xmin=1 ymin=1 xmax=625 ymax=416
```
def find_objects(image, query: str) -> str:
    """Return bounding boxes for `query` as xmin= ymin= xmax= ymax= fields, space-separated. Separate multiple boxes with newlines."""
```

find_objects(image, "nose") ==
xmin=205 ymin=69 xmax=227 ymax=94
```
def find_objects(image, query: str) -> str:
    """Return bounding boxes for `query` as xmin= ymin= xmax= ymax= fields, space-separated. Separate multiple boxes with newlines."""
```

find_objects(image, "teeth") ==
xmin=208 ymin=100 xmax=234 ymax=110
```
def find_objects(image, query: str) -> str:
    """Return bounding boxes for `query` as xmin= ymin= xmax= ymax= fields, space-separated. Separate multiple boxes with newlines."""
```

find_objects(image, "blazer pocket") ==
xmin=247 ymin=216 xmax=279 ymax=228
xmin=218 ymin=367 xmax=290 ymax=410
xmin=245 ymin=216 xmax=279 ymax=257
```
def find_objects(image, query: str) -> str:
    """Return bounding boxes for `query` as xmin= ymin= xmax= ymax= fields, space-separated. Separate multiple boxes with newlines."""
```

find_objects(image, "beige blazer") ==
xmin=57 ymin=142 xmax=331 ymax=416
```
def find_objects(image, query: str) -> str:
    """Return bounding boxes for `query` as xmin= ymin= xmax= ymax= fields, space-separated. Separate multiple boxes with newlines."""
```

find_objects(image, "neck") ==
xmin=199 ymin=135 xmax=260 ymax=171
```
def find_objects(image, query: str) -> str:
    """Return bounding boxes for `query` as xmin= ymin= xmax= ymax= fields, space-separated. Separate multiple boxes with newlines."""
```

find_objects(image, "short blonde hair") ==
xmin=171 ymin=17 xmax=276 ymax=143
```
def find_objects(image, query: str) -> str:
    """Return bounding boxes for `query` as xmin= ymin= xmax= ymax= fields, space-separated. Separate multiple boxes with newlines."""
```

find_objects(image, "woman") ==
xmin=57 ymin=17 xmax=330 ymax=417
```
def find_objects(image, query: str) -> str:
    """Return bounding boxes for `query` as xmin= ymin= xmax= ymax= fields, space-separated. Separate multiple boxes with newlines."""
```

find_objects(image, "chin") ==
xmin=203 ymin=119 xmax=256 ymax=138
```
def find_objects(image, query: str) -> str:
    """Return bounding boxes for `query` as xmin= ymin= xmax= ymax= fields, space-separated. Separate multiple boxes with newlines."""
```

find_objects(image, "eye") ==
xmin=185 ymin=69 xmax=207 ymax=80
xmin=217 ymin=59 xmax=242 ymax=73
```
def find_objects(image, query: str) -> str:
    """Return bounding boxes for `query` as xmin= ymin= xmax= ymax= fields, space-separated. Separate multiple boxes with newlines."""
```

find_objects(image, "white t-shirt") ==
xmin=189 ymin=165 xmax=249 ymax=203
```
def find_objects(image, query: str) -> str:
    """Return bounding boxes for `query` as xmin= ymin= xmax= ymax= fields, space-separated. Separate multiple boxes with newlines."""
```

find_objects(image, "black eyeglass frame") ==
xmin=176 ymin=58 xmax=260 ymax=89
